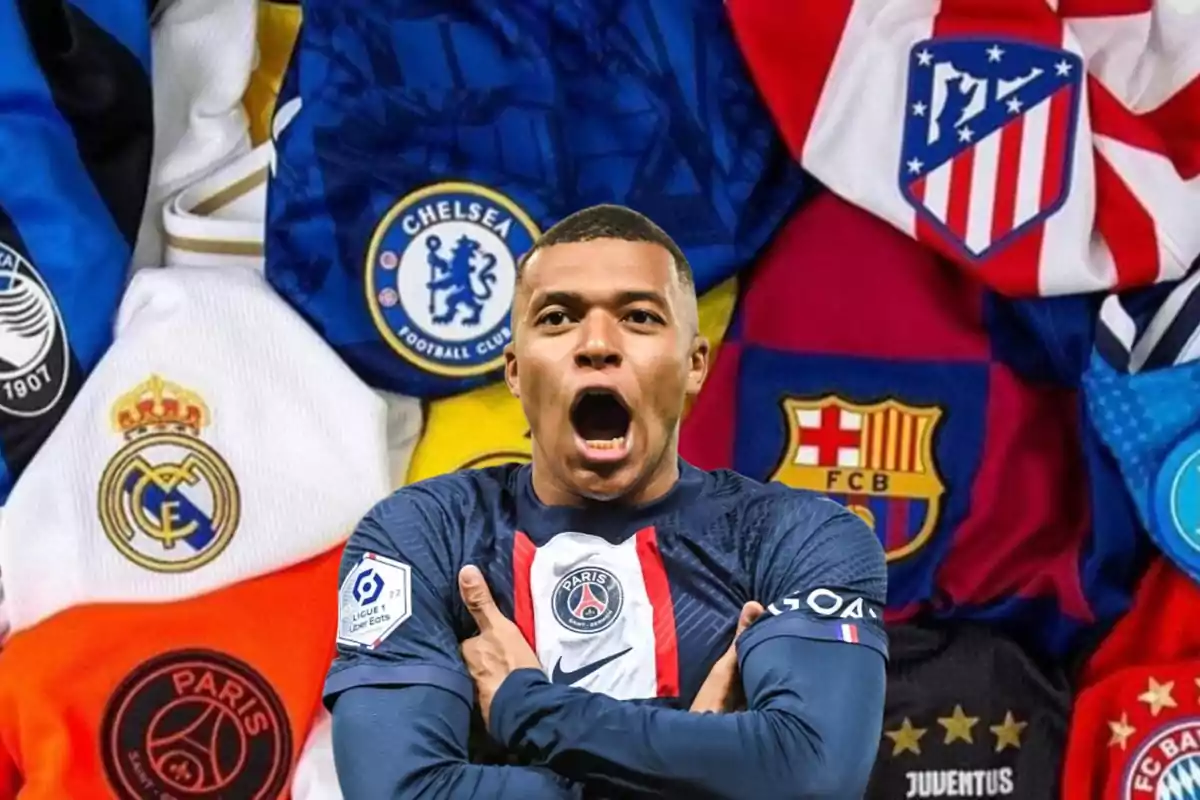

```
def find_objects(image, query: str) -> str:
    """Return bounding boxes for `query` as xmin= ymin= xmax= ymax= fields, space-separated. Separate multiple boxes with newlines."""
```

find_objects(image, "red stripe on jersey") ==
xmin=1095 ymin=154 xmax=1161 ymax=289
xmin=946 ymin=146 xmax=975 ymax=243
xmin=1139 ymin=73 xmax=1200 ymax=181
xmin=1057 ymin=0 xmax=1153 ymax=17
xmin=1087 ymin=76 xmax=1171 ymax=158
xmin=886 ymin=497 xmax=910 ymax=555
xmin=635 ymin=526 xmax=680 ymax=698
xmin=726 ymin=0 xmax=855 ymax=159
xmin=1040 ymin=87 xmax=1072 ymax=216
xmin=512 ymin=532 xmax=537 ymax=650
xmin=991 ymin=114 xmax=1024 ymax=242
xmin=932 ymin=0 xmax=1067 ymax=295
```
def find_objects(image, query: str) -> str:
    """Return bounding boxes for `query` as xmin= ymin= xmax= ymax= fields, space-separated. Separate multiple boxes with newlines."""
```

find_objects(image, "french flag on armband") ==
xmin=839 ymin=623 xmax=860 ymax=644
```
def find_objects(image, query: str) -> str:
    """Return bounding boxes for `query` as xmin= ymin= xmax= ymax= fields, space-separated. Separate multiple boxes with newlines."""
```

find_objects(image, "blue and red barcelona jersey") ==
xmin=681 ymin=192 xmax=1146 ymax=658
xmin=266 ymin=0 xmax=807 ymax=398
xmin=324 ymin=462 xmax=887 ymax=723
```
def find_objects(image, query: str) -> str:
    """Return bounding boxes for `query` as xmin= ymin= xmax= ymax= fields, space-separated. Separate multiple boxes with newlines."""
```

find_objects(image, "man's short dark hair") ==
xmin=516 ymin=204 xmax=694 ymax=290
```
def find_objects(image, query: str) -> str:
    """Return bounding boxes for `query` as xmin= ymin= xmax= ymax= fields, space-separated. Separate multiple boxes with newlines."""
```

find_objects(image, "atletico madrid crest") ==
xmin=770 ymin=395 xmax=946 ymax=562
xmin=898 ymin=38 xmax=1083 ymax=262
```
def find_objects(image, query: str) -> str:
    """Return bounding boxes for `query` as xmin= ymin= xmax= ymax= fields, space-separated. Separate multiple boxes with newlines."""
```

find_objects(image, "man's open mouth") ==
xmin=570 ymin=389 xmax=632 ymax=459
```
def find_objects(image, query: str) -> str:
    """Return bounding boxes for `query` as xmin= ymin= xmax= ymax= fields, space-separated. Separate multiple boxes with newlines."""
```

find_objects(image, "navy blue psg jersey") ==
xmin=325 ymin=462 xmax=887 ymax=726
xmin=266 ymin=0 xmax=807 ymax=398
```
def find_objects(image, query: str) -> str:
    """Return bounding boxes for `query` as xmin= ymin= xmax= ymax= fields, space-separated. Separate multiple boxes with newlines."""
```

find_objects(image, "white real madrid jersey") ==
xmin=0 ymin=265 xmax=391 ymax=635
xmin=162 ymin=143 xmax=424 ymax=490
xmin=133 ymin=0 xmax=256 ymax=268
xmin=163 ymin=142 xmax=271 ymax=271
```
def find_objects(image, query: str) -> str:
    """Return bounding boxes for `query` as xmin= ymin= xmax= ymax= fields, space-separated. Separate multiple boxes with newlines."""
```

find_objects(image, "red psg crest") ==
xmin=552 ymin=566 xmax=624 ymax=634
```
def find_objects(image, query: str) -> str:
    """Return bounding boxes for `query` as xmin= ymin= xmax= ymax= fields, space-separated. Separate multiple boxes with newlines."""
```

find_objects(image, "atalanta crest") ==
xmin=97 ymin=376 xmax=241 ymax=572
xmin=365 ymin=182 xmax=540 ymax=377
xmin=553 ymin=566 xmax=624 ymax=634
xmin=101 ymin=649 xmax=292 ymax=800
xmin=899 ymin=38 xmax=1083 ymax=262
xmin=0 ymin=241 xmax=69 ymax=417
xmin=771 ymin=395 xmax=945 ymax=562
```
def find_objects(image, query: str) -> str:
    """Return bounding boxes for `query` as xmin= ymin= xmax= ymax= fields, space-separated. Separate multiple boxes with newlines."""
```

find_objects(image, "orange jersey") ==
xmin=0 ymin=547 xmax=339 ymax=799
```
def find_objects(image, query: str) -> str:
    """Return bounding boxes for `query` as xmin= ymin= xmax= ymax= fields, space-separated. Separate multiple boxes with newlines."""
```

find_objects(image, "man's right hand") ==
xmin=689 ymin=601 xmax=764 ymax=714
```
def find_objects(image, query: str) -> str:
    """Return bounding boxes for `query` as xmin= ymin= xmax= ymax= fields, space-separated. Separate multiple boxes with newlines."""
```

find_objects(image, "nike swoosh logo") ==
xmin=550 ymin=647 xmax=633 ymax=686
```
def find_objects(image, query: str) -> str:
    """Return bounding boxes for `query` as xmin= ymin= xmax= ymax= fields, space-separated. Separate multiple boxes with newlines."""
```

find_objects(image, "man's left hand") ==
xmin=459 ymin=564 xmax=543 ymax=727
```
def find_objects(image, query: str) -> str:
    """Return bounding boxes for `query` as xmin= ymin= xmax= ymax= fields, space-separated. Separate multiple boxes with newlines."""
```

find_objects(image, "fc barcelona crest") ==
xmin=771 ymin=395 xmax=945 ymax=562
xmin=97 ymin=376 xmax=241 ymax=573
xmin=898 ymin=38 xmax=1083 ymax=262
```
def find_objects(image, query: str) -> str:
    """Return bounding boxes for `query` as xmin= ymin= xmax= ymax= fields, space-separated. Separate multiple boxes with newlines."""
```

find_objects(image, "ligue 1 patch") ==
xmin=898 ymin=38 xmax=1083 ymax=262
xmin=100 ymin=649 xmax=292 ymax=800
xmin=770 ymin=395 xmax=945 ymax=562
xmin=365 ymin=182 xmax=540 ymax=378
xmin=1151 ymin=430 xmax=1200 ymax=579
xmin=337 ymin=552 xmax=413 ymax=649
xmin=97 ymin=376 xmax=241 ymax=573
xmin=0 ymin=241 xmax=70 ymax=417
xmin=553 ymin=565 xmax=624 ymax=634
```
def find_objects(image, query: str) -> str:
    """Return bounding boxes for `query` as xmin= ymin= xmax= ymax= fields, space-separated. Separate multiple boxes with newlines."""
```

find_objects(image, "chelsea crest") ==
xmin=365 ymin=183 xmax=540 ymax=377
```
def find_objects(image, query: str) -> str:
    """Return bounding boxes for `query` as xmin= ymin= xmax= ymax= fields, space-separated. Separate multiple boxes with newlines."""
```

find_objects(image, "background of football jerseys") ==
xmin=0 ymin=0 xmax=1197 ymax=797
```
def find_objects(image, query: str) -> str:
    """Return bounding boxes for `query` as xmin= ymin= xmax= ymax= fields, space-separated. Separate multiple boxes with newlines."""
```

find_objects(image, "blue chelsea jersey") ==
xmin=325 ymin=461 xmax=888 ymax=719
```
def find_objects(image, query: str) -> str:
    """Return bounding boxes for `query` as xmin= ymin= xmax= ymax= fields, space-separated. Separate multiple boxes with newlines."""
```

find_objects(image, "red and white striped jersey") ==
xmin=728 ymin=0 xmax=1200 ymax=296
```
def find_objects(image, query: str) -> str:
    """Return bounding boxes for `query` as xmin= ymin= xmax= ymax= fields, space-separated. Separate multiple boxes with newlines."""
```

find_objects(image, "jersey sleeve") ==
xmin=743 ymin=493 xmax=889 ymax=660
xmin=323 ymin=489 xmax=473 ymax=708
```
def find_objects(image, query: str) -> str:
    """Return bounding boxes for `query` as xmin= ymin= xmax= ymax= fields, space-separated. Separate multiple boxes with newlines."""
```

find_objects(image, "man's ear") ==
xmin=504 ymin=343 xmax=520 ymax=398
xmin=686 ymin=335 xmax=710 ymax=397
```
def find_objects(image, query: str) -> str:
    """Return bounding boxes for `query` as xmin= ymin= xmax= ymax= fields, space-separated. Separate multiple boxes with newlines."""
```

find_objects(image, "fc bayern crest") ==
xmin=1124 ymin=719 xmax=1200 ymax=797
xmin=365 ymin=182 xmax=540 ymax=378
xmin=553 ymin=566 xmax=624 ymax=634
xmin=97 ymin=376 xmax=241 ymax=573
xmin=898 ymin=38 xmax=1083 ymax=262
xmin=0 ymin=241 xmax=70 ymax=417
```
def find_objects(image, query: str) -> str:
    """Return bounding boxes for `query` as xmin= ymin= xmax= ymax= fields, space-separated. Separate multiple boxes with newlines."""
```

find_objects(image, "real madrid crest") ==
xmin=365 ymin=182 xmax=540 ymax=377
xmin=97 ymin=375 xmax=240 ymax=572
xmin=0 ymin=240 xmax=70 ymax=417
xmin=770 ymin=395 xmax=946 ymax=562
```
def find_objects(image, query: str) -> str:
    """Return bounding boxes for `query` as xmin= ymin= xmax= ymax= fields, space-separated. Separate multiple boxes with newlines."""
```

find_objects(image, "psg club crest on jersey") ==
xmin=97 ymin=376 xmax=241 ymax=573
xmin=770 ymin=395 xmax=946 ymax=562
xmin=553 ymin=565 xmax=625 ymax=634
xmin=898 ymin=38 xmax=1083 ymax=262
xmin=0 ymin=241 xmax=69 ymax=417
xmin=365 ymin=182 xmax=540 ymax=378
xmin=1152 ymin=431 xmax=1200 ymax=577
xmin=101 ymin=649 xmax=292 ymax=800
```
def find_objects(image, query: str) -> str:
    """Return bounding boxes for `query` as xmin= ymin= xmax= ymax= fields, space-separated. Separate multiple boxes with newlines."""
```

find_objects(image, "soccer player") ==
xmin=326 ymin=205 xmax=888 ymax=798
